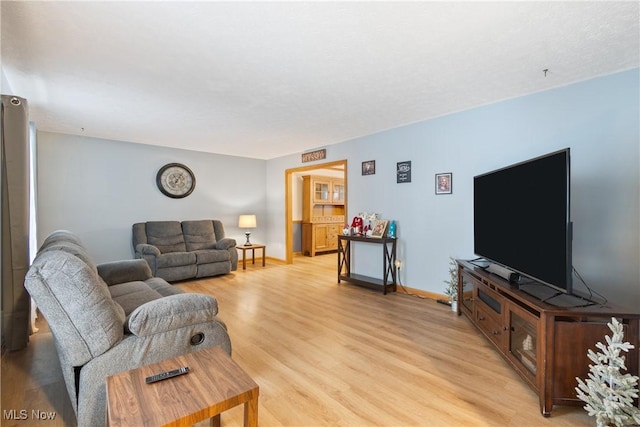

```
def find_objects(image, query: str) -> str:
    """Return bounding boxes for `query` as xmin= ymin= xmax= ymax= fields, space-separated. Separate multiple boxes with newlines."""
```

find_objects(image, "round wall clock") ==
xmin=156 ymin=163 xmax=196 ymax=198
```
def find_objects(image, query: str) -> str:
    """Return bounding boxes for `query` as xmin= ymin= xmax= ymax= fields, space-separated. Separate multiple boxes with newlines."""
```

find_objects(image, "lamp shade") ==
xmin=238 ymin=214 xmax=257 ymax=229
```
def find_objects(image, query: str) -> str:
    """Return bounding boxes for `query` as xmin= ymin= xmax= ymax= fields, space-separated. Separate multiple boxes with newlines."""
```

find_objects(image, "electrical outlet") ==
xmin=394 ymin=259 xmax=402 ymax=269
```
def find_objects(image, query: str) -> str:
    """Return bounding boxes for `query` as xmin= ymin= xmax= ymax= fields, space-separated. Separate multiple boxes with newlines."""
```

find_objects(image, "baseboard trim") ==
xmin=235 ymin=256 xmax=448 ymax=301
xmin=396 ymin=284 xmax=444 ymax=301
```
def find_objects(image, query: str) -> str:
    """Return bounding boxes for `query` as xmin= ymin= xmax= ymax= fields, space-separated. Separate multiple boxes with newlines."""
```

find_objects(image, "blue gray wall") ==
xmin=267 ymin=69 xmax=639 ymax=308
xmin=35 ymin=69 xmax=639 ymax=308
xmin=36 ymin=132 xmax=265 ymax=262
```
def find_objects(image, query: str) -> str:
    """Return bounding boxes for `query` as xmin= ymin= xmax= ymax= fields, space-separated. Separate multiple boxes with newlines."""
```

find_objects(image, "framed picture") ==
xmin=397 ymin=161 xmax=411 ymax=183
xmin=362 ymin=160 xmax=376 ymax=175
xmin=435 ymin=172 xmax=452 ymax=195
xmin=370 ymin=219 xmax=389 ymax=238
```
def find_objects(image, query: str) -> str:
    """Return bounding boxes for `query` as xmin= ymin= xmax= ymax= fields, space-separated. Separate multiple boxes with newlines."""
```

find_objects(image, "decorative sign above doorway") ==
xmin=301 ymin=149 xmax=326 ymax=163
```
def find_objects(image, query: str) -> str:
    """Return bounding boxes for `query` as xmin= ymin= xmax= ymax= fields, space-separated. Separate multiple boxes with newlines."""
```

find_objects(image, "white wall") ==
xmin=36 ymin=132 xmax=266 ymax=262
xmin=266 ymin=69 xmax=640 ymax=308
xmin=1 ymin=70 xmax=12 ymax=94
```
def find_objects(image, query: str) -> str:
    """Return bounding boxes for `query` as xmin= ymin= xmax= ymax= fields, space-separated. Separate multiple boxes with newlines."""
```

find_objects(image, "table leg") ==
xmin=210 ymin=413 xmax=221 ymax=427
xmin=262 ymin=248 xmax=265 ymax=266
xmin=244 ymin=396 xmax=259 ymax=427
xmin=252 ymin=248 xmax=255 ymax=265
xmin=242 ymin=249 xmax=247 ymax=270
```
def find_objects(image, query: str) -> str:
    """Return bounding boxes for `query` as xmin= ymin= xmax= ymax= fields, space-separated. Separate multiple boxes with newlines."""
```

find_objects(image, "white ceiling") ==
xmin=2 ymin=1 xmax=638 ymax=160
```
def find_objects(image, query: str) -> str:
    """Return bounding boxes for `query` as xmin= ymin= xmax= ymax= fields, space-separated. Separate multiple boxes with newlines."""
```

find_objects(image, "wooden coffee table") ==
xmin=106 ymin=346 xmax=259 ymax=427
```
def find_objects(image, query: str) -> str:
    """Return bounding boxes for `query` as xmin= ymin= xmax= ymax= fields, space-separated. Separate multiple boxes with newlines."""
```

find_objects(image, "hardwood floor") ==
xmin=2 ymin=254 xmax=593 ymax=426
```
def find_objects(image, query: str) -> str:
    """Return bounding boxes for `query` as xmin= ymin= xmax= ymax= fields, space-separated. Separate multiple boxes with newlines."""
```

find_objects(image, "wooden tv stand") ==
xmin=456 ymin=259 xmax=640 ymax=417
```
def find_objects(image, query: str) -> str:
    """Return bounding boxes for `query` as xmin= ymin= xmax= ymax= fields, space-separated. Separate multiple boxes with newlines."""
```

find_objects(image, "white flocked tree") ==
xmin=575 ymin=317 xmax=640 ymax=427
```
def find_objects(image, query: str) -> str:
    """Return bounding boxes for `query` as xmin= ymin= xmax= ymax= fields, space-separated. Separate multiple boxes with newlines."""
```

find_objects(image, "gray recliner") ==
xmin=132 ymin=220 xmax=238 ymax=282
xmin=24 ymin=230 xmax=232 ymax=426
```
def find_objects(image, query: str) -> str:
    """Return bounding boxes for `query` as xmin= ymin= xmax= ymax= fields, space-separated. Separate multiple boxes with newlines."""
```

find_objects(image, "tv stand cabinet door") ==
xmin=505 ymin=302 xmax=540 ymax=392
xmin=551 ymin=318 xmax=631 ymax=405
xmin=458 ymin=269 xmax=476 ymax=318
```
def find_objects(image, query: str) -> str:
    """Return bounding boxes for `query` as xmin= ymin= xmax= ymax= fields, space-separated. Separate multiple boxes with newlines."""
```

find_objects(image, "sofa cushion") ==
xmin=145 ymin=221 xmax=186 ymax=253
xmin=146 ymin=277 xmax=184 ymax=297
xmin=194 ymin=249 xmax=230 ymax=264
xmin=24 ymin=251 xmax=125 ymax=366
xmin=196 ymin=262 xmax=231 ymax=278
xmin=156 ymin=251 xmax=196 ymax=268
xmin=156 ymin=265 xmax=198 ymax=282
xmin=109 ymin=282 xmax=164 ymax=315
xmin=182 ymin=220 xmax=217 ymax=251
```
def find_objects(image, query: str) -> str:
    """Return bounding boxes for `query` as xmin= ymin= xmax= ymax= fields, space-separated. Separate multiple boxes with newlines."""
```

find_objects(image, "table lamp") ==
xmin=238 ymin=214 xmax=257 ymax=246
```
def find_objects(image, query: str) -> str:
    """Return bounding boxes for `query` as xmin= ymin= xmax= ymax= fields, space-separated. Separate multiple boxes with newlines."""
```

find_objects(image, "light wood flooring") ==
xmin=2 ymin=254 xmax=593 ymax=426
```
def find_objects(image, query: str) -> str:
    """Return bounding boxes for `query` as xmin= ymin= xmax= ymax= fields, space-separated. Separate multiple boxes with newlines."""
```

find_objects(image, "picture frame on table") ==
xmin=370 ymin=219 xmax=389 ymax=238
xmin=435 ymin=172 xmax=452 ymax=195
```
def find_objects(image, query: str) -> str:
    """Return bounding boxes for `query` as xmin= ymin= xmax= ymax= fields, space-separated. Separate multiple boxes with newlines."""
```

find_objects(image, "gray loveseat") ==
xmin=132 ymin=220 xmax=238 ymax=282
xmin=24 ymin=230 xmax=232 ymax=426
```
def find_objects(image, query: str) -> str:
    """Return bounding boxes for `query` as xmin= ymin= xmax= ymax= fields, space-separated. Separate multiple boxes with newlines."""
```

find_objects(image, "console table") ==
xmin=337 ymin=235 xmax=397 ymax=294
xmin=456 ymin=259 xmax=640 ymax=416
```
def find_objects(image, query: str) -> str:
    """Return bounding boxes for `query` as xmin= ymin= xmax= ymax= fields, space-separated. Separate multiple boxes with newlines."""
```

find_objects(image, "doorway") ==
xmin=285 ymin=159 xmax=347 ymax=264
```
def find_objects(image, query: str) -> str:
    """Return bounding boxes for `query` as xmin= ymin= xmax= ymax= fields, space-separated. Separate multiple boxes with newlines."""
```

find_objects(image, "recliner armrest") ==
xmin=97 ymin=259 xmax=153 ymax=285
xmin=126 ymin=293 xmax=219 ymax=337
xmin=135 ymin=243 xmax=161 ymax=256
xmin=216 ymin=238 xmax=237 ymax=250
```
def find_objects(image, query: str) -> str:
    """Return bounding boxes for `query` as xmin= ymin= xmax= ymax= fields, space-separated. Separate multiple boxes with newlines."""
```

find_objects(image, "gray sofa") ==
xmin=132 ymin=220 xmax=238 ymax=282
xmin=24 ymin=230 xmax=232 ymax=426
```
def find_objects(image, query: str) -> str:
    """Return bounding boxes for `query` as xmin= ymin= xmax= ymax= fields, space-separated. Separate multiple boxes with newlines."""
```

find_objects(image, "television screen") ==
xmin=473 ymin=148 xmax=572 ymax=293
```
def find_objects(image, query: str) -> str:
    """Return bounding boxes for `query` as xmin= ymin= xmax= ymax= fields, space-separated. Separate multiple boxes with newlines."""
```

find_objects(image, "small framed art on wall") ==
xmin=362 ymin=160 xmax=376 ymax=175
xmin=435 ymin=173 xmax=452 ymax=195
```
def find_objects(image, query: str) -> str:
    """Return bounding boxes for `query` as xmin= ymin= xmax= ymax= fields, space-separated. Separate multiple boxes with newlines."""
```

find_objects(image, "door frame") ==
xmin=285 ymin=159 xmax=347 ymax=264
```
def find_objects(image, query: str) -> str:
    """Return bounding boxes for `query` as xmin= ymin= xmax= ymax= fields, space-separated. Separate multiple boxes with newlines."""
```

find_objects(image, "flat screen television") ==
xmin=473 ymin=148 xmax=572 ymax=294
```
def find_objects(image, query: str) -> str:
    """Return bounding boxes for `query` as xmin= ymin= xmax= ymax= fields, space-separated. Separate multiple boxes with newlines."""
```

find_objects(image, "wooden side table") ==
xmin=236 ymin=244 xmax=266 ymax=270
xmin=106 ymin=346 xmax=259 ymax=427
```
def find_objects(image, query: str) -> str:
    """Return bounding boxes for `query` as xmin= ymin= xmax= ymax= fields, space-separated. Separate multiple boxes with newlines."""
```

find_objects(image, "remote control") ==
xmin=145 ymin=366 xmax=189 ymax=384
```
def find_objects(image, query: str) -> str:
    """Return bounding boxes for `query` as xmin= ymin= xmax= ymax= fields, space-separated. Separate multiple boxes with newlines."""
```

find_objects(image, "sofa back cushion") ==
xmin=24 ymin=251 xmax=125 ymax=367
xmin=41 ymin=229 xmax=85 ymax=248
xmin=212 ymin=220 xmax=226 ymax=241
xmin=182 ymin=220 xmax=218 ymax=251
xmin=144 ymin=221 xmax=186 ymax=253
xmin=39 ymin=230 xmax=98 ymax=273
